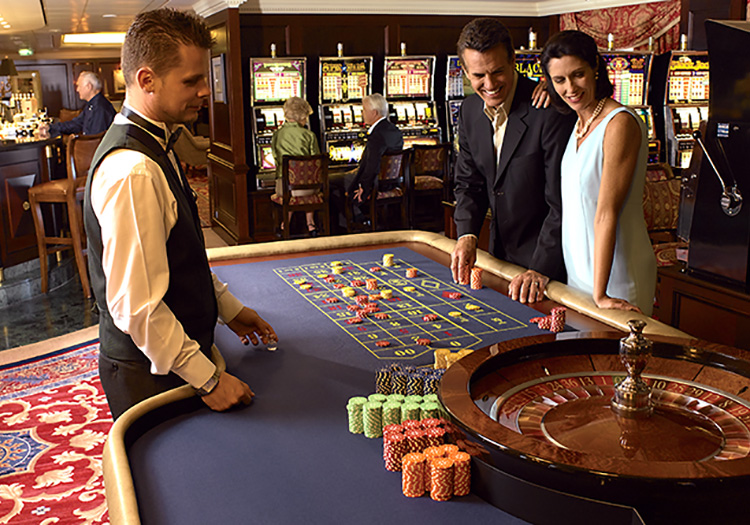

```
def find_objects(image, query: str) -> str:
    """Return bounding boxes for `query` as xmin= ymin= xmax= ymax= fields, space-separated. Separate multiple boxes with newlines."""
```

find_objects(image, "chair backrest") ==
xmin=643 ymin=177 xmax=681 ymax=232
xmin=282 ymin=154 xmax=328 ymax=190
xmin=59 ymin=107 xmax=82 ymax=123
xmin=377 ymin=150 xmax=407 ymax=184
xmin=67 ymin=132 xmax=106 ymax=182
xmin=412 ymin=143 xmax=450 ymax=177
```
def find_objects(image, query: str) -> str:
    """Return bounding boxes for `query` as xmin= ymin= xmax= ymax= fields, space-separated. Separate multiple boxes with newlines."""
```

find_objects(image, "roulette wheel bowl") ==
xmin=440 ymin=327 xmax=750 ymax=524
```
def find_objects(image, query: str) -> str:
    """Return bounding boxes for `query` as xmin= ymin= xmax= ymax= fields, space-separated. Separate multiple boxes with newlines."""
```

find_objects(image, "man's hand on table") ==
xmin=451 ymin=235 xmax=477 ymax=285
xmin=35 ymin=124 xmax=50 ymax=139
xmin=202 ymin=371 xmax=255 ymax=411
xmin=509 ymin=269 xmax=549 ymax=304
xmin=227 ymin=307 xmax=277 ymax=346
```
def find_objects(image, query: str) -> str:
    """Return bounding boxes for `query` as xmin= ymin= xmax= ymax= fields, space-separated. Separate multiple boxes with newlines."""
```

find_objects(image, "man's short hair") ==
xmin=457 ymin=18 xmax=515 ymax=65
xmin=78 ymin=71 xmax=102 ymax=92
xmin=363 ymin=93 xmax=389 ymax=119
xmin=283 ymin=96 xmax=313 ymax=123
xmin=121 ymin=8 xmax=213 ymax=87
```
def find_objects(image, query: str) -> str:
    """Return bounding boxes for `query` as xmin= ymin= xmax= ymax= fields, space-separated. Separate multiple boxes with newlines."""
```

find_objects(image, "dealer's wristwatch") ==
xmin=194 ymin=368 xmax=221 ymax=396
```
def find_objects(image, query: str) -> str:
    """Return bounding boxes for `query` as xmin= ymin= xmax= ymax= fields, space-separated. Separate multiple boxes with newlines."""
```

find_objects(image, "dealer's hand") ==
xmin=227 ymin=307 xmax=276 ymax=346
xmin=509 ymin=269 xmax=549 ymax=304
xmin=531 ymin=79 xmax=550 ymax=109
xmin=202 ymin=371 xmax=254 ymax=411
xmin=451 ymin=235 xmax=477 ymax=285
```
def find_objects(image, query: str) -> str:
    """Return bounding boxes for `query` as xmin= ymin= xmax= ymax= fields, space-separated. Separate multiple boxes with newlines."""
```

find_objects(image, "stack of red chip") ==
xmin=406 ymin=268 xmax=418 ymax=278
xmin=351 ymin=279 xmax=365 ymax=287
xmin=383 ymin=432 xmax=408 ymax=471
xmin=416 ymin=338 xmax=431 ymax=346
xmin=323 ymin=297 xmax=339 ymax=303
xmin=333 ymin=283 xmax=345 ymax=289
xmin=441 ymin=291 xmax=462 ymax=300
xmin=376 ymin=341 xmax=391 ymax=347
xmin=364 ymin=305 xmax=380 ymax=314
xmin=346 ymin=317 xmax=363 ymax=325
xmin=355 ymin=295 xmax=369 ymax=304
xmin=470 ymin=267 xmax=483 ymax=290
xmin=402 ymin=453 xmax=426 ymax=497
xmin=323 ymin=276 xmax=336 ymax=283
xmin=347 ymin=304 xmax=360 ymax=311
xmin=550 ymin=307 xmax=566 ymax=332
xmin=404 ymin=428 xmax=425 ymax=453
xmin=422 ymin=314 xmax=438 ymax=322
xmin=366 ymin=278 xmax=378 ymax=290
xmin=423 ymin=426 xmax=446 ymax=448
xmin=370 ymin=266 xmax=382 ymax=272
xmin=374 ymin=312 xmax=390 ymax=320
xmin=368 ymin=293 xmax=382 ymax=301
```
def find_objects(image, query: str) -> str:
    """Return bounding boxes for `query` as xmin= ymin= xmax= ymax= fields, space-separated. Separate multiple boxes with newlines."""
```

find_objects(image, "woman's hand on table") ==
xmin=594 ymin=295 xmax=642 ymax=313
xmin=227 ymin=307 xmax=277 ymax=346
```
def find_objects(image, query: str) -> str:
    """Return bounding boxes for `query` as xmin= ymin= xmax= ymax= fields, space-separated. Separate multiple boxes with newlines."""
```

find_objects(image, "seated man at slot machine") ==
xmin=330 ymin=93 xmax=403 ymax=228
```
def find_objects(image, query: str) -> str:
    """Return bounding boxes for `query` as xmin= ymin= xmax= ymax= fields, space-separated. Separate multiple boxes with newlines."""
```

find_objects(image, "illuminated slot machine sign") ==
xmin=320 ymin=57 xmax=372 ymax=104
xmin=515 ymin=52 xmax=543 ymax=82
xmin=384 ymin=56 xmax=440 ymax=146
xmin=601 ymin=53 xmax=652 ymax=106
xmin=667 ymin=54 xmax=710 ymax=105
xmin=632 ymin=106 xmax=660 ymax=164
xmin=446 ymin=55 xmax=465 ymax=99
xmin=250 ymin=58 xmax=306 ymax=105
xmin=384 ymin=57 xmax=434 ymax=100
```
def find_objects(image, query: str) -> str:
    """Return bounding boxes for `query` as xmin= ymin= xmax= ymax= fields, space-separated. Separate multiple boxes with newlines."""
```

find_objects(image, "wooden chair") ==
xmin=270 ymin=154 xmax=329 ymax=239
xmin=642 ymin=163 xmax=687 ymax=267
xmin=346 ymin=150 xmax=409 ymax=232
xmin=408 ymin=143 xmax=451 ymax=231
xmin=28 ymin=132 xmax=105 ymax=297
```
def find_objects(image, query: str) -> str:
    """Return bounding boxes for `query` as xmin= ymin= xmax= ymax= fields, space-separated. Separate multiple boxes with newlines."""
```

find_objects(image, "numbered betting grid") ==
xmin=274 ymin=256 xmax=530 ymax=360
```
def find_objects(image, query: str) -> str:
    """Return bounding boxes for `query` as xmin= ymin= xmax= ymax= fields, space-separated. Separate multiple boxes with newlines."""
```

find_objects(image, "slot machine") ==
xmin=248 ymin=49 xmax=307 ymax=187
xmin=318 ymin=45 xmax=373 ymax=168
xmin=686 ymin=20 xmax=749 ymax=291
xmin=600 ymin=50 xmax=660 ymax=163
xmin=445 ymin=55 xmax=473 ymax=148
xmin=515 ymin=29 xmax=543 ymax=82
xmin=650 ymin=48 xmax=709 ymax=171
xmin=384 ymin=45 xmax=441 ymax=148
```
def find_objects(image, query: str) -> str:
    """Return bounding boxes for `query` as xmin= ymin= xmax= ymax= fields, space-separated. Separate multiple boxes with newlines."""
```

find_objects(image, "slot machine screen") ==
xmin=250 ymin=58 xmax=306 ymax=105
xmin=384 ymin=57 xmax=434 ymax=100
xmin=601 ymin=53 xmax=651 ymax=106
xmin=320 ymin=57 xmax=372 ymax=104
xmin=515 ymin=52 xmax=543 ymax=82
xmin=667 ymin=54 xmax=709 ymax=105
xmin=447 ymin=56 xmax=464 ymax=98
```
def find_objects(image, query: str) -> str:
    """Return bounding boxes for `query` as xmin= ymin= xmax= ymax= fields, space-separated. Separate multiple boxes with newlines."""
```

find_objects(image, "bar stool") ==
xmin=28 ymin=132 xmax=105 ymax=297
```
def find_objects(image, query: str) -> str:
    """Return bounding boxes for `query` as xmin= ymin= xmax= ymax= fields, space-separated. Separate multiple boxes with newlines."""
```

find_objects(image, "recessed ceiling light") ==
xmin=102 ymin=14 xmax=117 ymax=18
xmin=62 ymin=32 xmax=126 ymax=45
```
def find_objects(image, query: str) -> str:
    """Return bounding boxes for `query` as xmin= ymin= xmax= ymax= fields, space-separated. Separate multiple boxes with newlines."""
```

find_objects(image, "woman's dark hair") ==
xmin=540 ymin=30 xmax=614 ymax=114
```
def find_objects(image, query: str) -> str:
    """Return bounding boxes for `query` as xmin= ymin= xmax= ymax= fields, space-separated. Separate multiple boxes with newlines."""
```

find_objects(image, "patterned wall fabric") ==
xmin=560 ymin=0 xmax=681 ymax=52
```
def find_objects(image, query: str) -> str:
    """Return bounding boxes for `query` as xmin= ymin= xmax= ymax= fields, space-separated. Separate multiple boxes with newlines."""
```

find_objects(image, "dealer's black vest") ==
xmin=83 ymin=122 xmax=218 ymax=362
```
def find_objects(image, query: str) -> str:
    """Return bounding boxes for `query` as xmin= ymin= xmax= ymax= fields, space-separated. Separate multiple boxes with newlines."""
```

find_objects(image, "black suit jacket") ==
xmin=49 ymin=92 xmax=117 ymax=137
xmin=453 ymin=75 xmax=576 ymax=281
xmin=348 ymin=118 xmax=404 ymax=199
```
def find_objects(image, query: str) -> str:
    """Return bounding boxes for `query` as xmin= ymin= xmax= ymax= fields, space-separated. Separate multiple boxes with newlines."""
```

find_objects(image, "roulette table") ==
xmin=102 ymin=231 xmax=693 ymax=525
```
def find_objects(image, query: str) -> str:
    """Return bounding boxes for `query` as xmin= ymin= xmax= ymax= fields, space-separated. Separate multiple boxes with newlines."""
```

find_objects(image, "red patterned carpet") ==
xmin=188 ymin=169 xmax=211 ymax=228
xmin=0 ymin=341 xmax=111 ymax=524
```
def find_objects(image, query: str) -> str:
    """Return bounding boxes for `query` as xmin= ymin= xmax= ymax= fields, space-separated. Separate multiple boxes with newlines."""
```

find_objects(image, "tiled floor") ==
xmin=0 ymin=228 xmax=229 ymax=351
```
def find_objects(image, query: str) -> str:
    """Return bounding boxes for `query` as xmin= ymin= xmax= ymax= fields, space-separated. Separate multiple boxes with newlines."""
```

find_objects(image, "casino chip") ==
xmin=465 ymin=304 xmax=481 ymax=311
xmin=331 ymin=261 xmax=343 ymax=267
xmin=346 ymin=317 xmax=364 ymax=324
xmin=370 ymin=266 xmax=382 ymax=272
xmin=324 ymin=276 xmax=337 ymax=283
xmin=374 ymin=313 xmax=390 ymax=320
xmin=422 ymin=314 xmax=439 ymax=322
xmin=448 ymin=311 xmax=462 ymax=317
xmin=416 ymin=338 xmax=431 ymax=346
xmin=406 ymin=268 xmax=418 ymax=278
xmin=333 ymin=283 xmax=345 ymax=289
xmin=293 ymin=278 xmax=307 ymax=285
xmin=376 ymin=341 xmax=391 ymax=347
xmin=347 ymin=304 xmax=360 ymax=311
xmin=369 ymin=294 xmax=382 ymax=301
xmin=323 ymin=297 xmax=340 ymax=303
xmin=351 ymin=279 xmax=365 ymax=287
xmin=404 ymin=286 xmax=416 ymax=292
xmin=300 ymin=284 xmax=312 ymax=290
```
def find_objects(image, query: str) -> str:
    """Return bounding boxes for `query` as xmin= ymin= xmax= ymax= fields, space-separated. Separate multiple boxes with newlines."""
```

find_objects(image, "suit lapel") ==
xmin=494 ymin=77 xmax=531 ymax=189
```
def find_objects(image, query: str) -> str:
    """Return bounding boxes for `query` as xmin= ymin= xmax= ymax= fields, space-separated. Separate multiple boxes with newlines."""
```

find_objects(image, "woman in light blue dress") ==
xmin=540 ymin=31 xmax=656 ymax=314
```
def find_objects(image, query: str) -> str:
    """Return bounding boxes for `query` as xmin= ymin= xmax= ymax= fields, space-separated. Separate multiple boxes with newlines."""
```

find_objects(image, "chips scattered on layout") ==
xmin=333 ymin=266 xmax=344 ymax=274
xmin=370 ymin=266 xmax=382 ymax=272
xmin=465 ymin=304 xmax=481 ymax=311
xmin=374 ymin=313 xmax=390 ymax=320
xmin=416 ymin=338 xmax=431 ymax=346
xmin=406 ymin=268 xmax=418 ymax=278
xmin=331 ymin=261 xmax=343 ymax=267
xmin=300 ymin=284 xmax=312 ymax=290
xmin=422 ymin=314 xmax=439 ymax=322
xmin=448 ymin=311 xmax=462 ymax=317
xmin=293 ymin=279 xmax=307 ymax=285
xmin=381 ymin=289 xmax=393 ymax=299
xmin=383 ymin=254 xmax=395 ymax=267
xmin=376 ymin=341 xmax=391 ymax=347
xmin=324 ymin=297 xmax=340 ymax=303
xmin=333 ymin=283 xmax=345 ymax=289
xmin=343 ymin=287 xmax=356 ymax=297
xmin=442 ymin=291 xmax=462 ymax=300
xmin=404 ymin=286 xmax=416 ymax=292
xmin=346 ymin=317 xmax=363 ymax=324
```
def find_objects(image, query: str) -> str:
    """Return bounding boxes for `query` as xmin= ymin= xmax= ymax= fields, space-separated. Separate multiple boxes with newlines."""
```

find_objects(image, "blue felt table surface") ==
xmin=129 ymin=248 xmax=542 ymax=524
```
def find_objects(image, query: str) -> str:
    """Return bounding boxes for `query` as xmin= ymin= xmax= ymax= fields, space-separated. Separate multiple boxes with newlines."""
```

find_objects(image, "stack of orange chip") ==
xmin=470 ymin=267 xmax=483 ymax=290
xmin=366 ymin=278 xmax=378 ymax=290
xmin=430 ymin=457 xmax=454 ymax=501
xmin=406 ymin=268 xmax=418 ymax=278
xmin=402 ymin=453 xmax=426 ymax=497
xmin=452 ymin=452 xmax=471 ymax=496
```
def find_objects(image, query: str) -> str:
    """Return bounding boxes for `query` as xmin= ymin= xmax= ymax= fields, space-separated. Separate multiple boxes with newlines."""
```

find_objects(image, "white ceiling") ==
xmin=0 ymin=0 xmax=662 ymax=57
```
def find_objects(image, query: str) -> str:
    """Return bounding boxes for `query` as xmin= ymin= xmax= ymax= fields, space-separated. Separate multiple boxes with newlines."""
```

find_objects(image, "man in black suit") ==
xmin=331 ymin=93 xmax=403 ymax=226
xmin=451 ymin=18 xmax=575 ymax=304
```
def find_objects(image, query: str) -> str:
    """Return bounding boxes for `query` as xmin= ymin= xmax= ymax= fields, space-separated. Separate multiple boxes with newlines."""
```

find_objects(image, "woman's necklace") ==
xmin=575 ymin=98 xmax=606 ymax=140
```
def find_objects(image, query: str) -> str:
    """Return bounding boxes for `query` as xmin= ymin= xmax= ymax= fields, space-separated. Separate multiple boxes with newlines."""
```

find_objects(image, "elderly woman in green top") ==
xmin=271 ymin=96 xmax=321 ymax=236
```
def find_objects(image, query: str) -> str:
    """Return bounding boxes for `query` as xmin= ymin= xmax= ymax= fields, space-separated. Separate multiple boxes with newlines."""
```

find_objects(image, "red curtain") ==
xmin=560 ymin=0 xmax=681 ymax=53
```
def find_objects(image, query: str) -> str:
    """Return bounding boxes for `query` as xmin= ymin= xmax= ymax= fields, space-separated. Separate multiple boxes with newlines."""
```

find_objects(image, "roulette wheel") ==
xmin=440 ymin=321 xmax=750 ymax=524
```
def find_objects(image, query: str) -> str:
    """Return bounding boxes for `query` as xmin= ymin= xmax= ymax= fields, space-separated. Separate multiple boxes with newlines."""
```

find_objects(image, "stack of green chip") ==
xmin=382 ymin=401 xmax=402 ymax=426
xmin=363 ymin=401 xmax=383 ymax=438
xmin=347 ymin=396 xmax=368 ymax=434
xmin=368 ymin=393 xmax=388 ymax=404
xmin=401 ymin=402 xmax=421 ymax=422
xmin=387 ymin=393 xmax=405 ymax=404
xmin=420 ymin=401 xmax=440 ymax=420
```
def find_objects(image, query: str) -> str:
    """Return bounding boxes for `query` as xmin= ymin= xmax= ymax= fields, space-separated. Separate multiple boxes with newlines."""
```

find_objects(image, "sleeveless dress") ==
xmin=560 ymin=106 xmax=656 ymax=315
